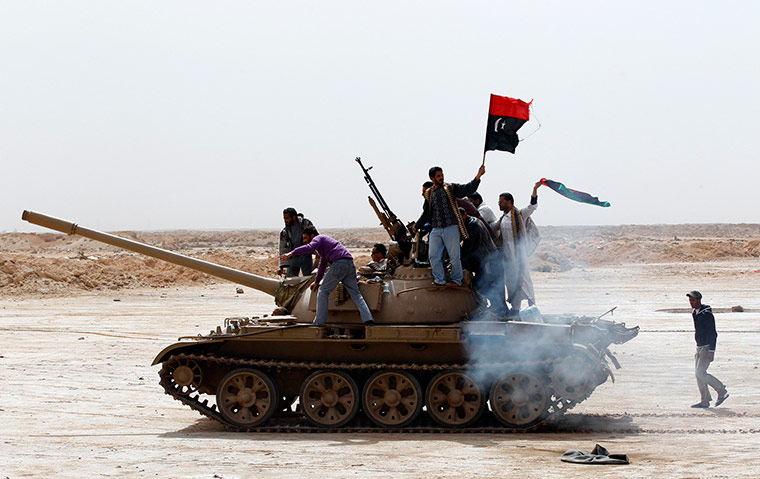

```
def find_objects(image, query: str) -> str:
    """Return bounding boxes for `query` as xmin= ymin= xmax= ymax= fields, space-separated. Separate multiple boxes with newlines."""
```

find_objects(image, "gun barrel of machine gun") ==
xmin=355 ymin=157 xmax=409 ymax=242
xmin=356 ymin=157 xmax=394 ymax=216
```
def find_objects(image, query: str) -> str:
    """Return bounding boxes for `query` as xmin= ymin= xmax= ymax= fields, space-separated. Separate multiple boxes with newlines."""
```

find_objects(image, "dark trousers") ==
xmin=473 ymin=252 xmax=507 ymax=314
xmin=287 ymin=254 xmax=313 ymax=277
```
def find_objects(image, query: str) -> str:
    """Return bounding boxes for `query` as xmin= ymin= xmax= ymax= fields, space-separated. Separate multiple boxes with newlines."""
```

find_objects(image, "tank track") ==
xmin=158 ymin=353 xmax=597 ymax=433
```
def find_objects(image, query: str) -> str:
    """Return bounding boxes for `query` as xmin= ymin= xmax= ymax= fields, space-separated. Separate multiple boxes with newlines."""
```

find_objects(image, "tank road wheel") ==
xmin=362 ymin=370 xmax=423 ymax=428
xmin=300 ymin=370 xmax=359 ymax=427
xmin=216 ymin=368 xmax=278 ymax=428
xmin=489 ymin=372 xmax=549 ymax=428
xmin=165 ymin=356 xmax=203 ymax=396
xmin=425 ymin=371 xmax=486 ymax=427
xmin=548 ymin=359 xmax=594 ymax=401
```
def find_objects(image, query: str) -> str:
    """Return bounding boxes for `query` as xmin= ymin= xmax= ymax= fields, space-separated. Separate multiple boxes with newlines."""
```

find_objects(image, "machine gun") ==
xmin=355 ymin=157 xmax=412 ymax=256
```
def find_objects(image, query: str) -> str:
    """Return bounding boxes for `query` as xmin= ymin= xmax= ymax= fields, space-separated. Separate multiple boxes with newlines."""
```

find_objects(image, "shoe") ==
xmin=715 ymin=391 xmax=730 ymax=407
xmin=364 ymin=320 xmax=375 ymax=326
xmin=445 ymin=281 xmax=461 ymax=288
xmin=691 ymin=402 xmax=710 ymax=408
xmin=431 ymin=281 xmax=445 ymax=287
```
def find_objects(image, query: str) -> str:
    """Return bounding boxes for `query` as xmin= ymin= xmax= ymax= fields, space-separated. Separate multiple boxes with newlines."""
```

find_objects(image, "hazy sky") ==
xmin=2 ymin=1 xmax=758 ymax=233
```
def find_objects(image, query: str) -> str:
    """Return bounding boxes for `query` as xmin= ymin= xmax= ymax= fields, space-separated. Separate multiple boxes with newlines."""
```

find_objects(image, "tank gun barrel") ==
xmin=21 ymin=210 xmax=280 ymax=297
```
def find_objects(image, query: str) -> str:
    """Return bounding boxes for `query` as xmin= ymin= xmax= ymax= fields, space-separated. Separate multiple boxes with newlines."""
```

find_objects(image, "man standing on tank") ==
xmin=687 ymin=290 xmax=729 ymax=408
xmin=412 ymin=165 xmax=486 ymax=287
xmin=491 ymin=181 xmax=542 ymax=311
xmin=280 ymin=227 xmax=374 ymax=326
xmin=459 ymin=207 xmax=506 ymax=315
xmin=278 ymin=207 xmax=315 ymax=277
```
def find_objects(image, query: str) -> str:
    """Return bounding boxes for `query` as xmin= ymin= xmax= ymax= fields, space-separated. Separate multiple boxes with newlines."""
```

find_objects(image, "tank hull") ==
xmin=156 ymin=316 xmax=638 ymax=431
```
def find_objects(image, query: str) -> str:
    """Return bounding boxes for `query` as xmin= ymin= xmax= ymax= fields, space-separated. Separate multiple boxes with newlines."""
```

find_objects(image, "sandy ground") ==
xmin=2 ymin=251 xmax=760 ymax=478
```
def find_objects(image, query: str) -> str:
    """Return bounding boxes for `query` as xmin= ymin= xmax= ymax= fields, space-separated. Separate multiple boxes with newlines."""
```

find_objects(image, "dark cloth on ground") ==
xmin=561 ymin=444 xmax=630 ymax=465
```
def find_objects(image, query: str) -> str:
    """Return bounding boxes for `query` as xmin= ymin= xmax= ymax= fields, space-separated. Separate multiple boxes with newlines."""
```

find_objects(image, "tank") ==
xmin=20 ymin=163 xmax=638 ymax=431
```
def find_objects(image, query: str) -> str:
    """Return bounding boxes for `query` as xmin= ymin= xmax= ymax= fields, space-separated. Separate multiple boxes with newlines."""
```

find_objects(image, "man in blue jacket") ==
xmin=688 ymin=290 xmax=729 ymax=408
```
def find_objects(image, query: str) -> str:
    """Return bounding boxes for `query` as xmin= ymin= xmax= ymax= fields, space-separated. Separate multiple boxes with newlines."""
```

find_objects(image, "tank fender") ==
xmin=151 ymin=339 xmax=224 ymax=365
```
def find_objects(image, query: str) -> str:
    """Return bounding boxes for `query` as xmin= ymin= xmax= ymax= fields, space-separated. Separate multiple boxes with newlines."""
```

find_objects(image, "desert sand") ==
xmin=1 ymin=225 xmax=760 ymax=478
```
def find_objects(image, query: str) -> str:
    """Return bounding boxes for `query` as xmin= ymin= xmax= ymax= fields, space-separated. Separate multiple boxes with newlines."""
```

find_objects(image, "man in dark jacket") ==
xmin=278 ymin=208 xmax=316 ymax=277
xmin=460 ymin=208 xmax=506 ymax=316
xmin=412 ymin=165 xmax=485 ymax=286
xmin=687 ymin=290 xmax=729 ymax=408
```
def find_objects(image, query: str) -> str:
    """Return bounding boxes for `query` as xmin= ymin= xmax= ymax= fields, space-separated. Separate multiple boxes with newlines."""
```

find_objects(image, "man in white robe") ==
xmin=491 ymin=181 xmax=543 ymax=310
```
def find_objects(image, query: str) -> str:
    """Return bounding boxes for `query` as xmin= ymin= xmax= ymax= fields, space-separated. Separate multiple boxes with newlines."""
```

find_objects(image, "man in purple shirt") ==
xmin=280 ymin=227 xmax=375 ymax=326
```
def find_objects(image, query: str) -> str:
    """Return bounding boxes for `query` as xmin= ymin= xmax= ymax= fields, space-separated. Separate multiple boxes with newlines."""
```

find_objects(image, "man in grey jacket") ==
xmin=278 ymin=208 xmax=316 ymax=277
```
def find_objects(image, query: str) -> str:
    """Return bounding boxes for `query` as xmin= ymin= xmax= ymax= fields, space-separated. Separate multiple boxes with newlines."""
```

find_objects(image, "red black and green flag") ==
xmin=484 ymin=94 xmax=532 ymax=153
xmin=541 ymin=178 xmax=611 ymax=207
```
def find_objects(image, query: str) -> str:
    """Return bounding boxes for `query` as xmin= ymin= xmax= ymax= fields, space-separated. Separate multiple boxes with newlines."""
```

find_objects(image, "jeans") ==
xmin=314 ymin=258 xmax=374 ymax=325
xmin=429 ymin=224 xmax=463 ymax=285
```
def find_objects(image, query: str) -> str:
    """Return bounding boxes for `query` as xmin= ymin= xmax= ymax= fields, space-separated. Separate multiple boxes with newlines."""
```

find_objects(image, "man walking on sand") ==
xmin=688 ymin=290 xmax=729 ymax=408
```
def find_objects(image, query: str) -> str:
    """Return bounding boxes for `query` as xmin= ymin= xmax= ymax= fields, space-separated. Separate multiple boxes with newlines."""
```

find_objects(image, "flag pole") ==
xmin=482 ymin=94 xmax=490 ymax=167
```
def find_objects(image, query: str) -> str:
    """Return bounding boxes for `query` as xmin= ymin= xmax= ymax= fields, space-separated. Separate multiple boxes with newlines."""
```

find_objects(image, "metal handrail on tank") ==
xmin=21 ymin=210 xmax=280 ymax=296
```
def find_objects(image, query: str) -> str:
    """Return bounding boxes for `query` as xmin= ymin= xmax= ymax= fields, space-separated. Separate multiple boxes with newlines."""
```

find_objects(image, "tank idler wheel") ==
xmin=425 ymin=371 xmax=486 ymax=427
xmin=300 ymin=370 xmax=359 ymax=427
xmin=489 ymin=372 xmax=549 ymax=428
xmin=363 ymin=370 xmax=423 ymax=427
xmin=166 ymin=356 xmax=203 ymax=396
xmin=216 ymin=368 xmax=278 ymax=428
